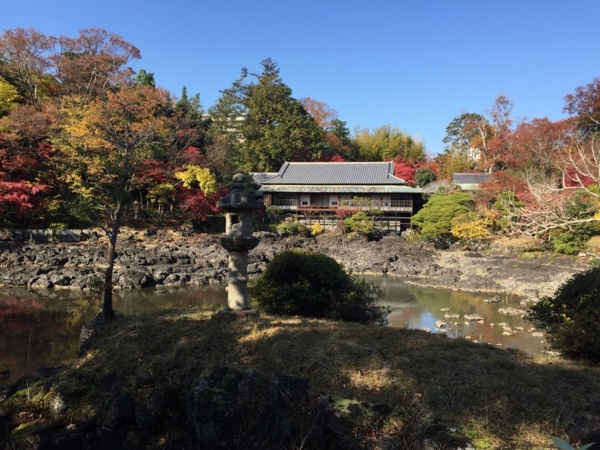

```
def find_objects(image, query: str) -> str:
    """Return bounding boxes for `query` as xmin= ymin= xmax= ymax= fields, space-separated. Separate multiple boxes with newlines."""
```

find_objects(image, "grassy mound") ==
xmin=1 ymin=310 xmax=600 ymax=449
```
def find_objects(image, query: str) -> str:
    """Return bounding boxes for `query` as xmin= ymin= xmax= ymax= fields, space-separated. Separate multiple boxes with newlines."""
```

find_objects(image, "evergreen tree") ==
xmin=135 ymin=69 xmax=156 ymax=87
xmin=240 ymin=58 xmax=324 ymax=172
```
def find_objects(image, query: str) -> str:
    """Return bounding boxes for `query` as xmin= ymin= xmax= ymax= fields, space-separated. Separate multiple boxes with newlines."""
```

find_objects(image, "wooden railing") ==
xmin=274 ymin=197 xmax=412 ymax=212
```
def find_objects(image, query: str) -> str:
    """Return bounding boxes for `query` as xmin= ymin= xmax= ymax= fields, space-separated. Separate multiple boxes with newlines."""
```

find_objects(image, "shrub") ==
xmin=411 ymin=192 xmax=474 ymax=239
xmin=310 ymin=222 xmax=324 ymax=235
xmin=450 ymin=212 xmax=493 ymax=241
xmin=251 ymin=249 xmax=389 ymax=326
xmin=527 ymin=267 xmax=600 ymax=361
xmin=343 ymin=211 xmax=374 ymax=235
xmin=276 ymin=222 xmax=309 ymax=237
xmin=550 ymin=222 xmax=600 ymax=255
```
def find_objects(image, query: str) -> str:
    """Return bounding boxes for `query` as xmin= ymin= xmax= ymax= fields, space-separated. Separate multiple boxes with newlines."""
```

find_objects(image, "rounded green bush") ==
xmin=527 ymin=267 xmax=600 ymax=361
xmin=250 ymin=249 xmax=389 ymax=325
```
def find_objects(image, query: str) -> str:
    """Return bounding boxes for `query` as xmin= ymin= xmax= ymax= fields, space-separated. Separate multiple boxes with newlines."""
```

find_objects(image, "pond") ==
xmin=0 ymin=277 xmax=547 ymax=385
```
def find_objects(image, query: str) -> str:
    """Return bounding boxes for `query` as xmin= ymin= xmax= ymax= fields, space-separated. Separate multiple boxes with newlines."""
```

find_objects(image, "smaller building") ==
xmin=254 ymin=162 xmax=422 ymax=229
xmin=452 ymin=172 xmax=492 ymax=191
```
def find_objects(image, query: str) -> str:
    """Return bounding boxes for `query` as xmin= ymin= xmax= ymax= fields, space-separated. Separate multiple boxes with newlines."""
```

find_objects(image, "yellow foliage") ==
xmin=174 ymin=165 xmax=218 ymax=194
xmin=311 ymin=222 xmax=324 ymax=236
xmin=451 ymin=212 xmax=493 ymax=240
xmin=0 ymin=76 xmax=21 ymax=115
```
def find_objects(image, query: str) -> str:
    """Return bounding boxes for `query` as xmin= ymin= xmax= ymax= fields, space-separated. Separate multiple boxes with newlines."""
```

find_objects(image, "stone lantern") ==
xmin=216 ymin=173 xmax=262 ymax=309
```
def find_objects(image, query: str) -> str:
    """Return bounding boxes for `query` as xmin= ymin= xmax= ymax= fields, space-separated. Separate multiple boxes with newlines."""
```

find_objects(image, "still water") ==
xmin=0 ymin=277 xmax=547 ymax=384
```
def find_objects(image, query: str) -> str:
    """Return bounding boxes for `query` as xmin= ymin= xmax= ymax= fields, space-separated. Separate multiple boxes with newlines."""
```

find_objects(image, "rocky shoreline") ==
xmin=0 ymin=229 xmax=591 ymax=300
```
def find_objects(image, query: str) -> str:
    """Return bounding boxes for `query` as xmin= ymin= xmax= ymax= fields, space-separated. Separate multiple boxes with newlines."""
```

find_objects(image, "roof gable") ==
xmin=260 ymin=162 xmax=407 ymax=185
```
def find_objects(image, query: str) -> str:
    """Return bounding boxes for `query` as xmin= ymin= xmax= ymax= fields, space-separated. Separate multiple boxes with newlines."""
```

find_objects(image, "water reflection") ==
xmin=0 ymin=278 xmax=548 ymax=385
xmin=0 ymin=286 xmax=227 ymax=384
xmin=367 ymin=275 xmax=547 ymax=356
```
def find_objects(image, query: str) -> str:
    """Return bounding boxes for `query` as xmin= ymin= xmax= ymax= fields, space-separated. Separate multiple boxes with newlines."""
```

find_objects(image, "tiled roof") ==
xmin=452 ymin=173 xmax=492 ymax=185
xmin=250 ymin=172 xmax=279 ymax=184
xmin=260 ymin=162 xmax=406 ymax=185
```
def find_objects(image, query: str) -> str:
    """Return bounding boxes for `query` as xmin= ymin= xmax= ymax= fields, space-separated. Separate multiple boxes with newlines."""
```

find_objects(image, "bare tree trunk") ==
xmin=102 ymin=202 xmax=123 ymax=321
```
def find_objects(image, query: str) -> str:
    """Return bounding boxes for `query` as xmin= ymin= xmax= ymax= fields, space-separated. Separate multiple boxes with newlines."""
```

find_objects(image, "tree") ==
xmin=442 ymin=96 xmax=515 ymax=173
xmin=355 ymin=125 xmax=426 ymax=162
xmin=60 ymin=85 xmax=171 ymax=319
xmin=51 ymin=28 xmax=140 ymax=104
xmin=564 ymin=77 xmax=600 ymax=134
xmin=491 ymin=171 xmax=599 ymax=238
xmin=415 ymin=166 xmax=437 ymax=186
xmin=392 ymin=156 xmax=417 ymax=185
xmin=0 ymin=76 xmax=20 ymax=115
xmin=509 ymin=118 xmax=569 ymax=174
xmin=0 ymin=27 xmax=55 ymax=110
xmin=206 ymin=70 xmax=248 ymax=178
xmin=299 ymin=98 xmax=358 ymax=161
xmin=442 ymin=112 xmax=489 ymax=163
xmin=240 ymin=58 xmax=324 ymax=171
xmin=135 ymin=69 xmax=155 ymax=88
xmin=298 ymin=97 xmax=337 ymax=128
xmin=325 ymin=118 xmax=360 ymax=161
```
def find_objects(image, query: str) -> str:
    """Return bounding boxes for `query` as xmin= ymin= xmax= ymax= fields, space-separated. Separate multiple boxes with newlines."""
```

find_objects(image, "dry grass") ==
xmin=2 ymin=309 xmax=598 ymax=448
xmin=35 ymin=310 xmax=596 ymax=449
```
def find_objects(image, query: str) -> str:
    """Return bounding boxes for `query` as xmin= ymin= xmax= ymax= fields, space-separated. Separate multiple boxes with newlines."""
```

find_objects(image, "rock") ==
xmin=117 ymin=270 xmax=156 ymax=289
xmin=186 ymin=366 xmax=360 ymax=449
xmin=464 ymin=314 xmax=484 ymax=321
xmin=483 ymin=295 xmax=501 ymax=303
xmin=134 ymin=389 xmax=164 ymax=429
xmin=498 ymin=307 xmax=525 ymax=316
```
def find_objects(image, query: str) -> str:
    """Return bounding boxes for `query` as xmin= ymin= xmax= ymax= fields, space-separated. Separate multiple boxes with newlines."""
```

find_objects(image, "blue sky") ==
xmin=4 ymin=1 xmax=600 ymax=155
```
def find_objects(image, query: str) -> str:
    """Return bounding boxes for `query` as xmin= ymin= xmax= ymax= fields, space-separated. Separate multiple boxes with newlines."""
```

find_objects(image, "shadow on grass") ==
xmin=4 ymin=311 xmax=599 ymax=449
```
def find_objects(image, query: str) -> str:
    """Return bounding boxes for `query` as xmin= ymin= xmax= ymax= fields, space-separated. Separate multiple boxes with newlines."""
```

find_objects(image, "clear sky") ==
xmin=3 ymin=0 xmax=600 ymax=155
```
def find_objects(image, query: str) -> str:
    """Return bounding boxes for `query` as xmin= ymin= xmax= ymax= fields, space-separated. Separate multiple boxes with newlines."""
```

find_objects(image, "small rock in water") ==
xmin=464 ymin=314 xmax=484 ymax=321
xmin=444 ymin=313 xmax=460 ymax=319
xmin=440 ymin=308 xmax=450 ymax=312
xmin=498 ymin=307 xmax=524 ymax=316
xmin=483 ymin=295 xmax=501 ymax=303
xmin=435 ymin=320 xmax=447 ymax=328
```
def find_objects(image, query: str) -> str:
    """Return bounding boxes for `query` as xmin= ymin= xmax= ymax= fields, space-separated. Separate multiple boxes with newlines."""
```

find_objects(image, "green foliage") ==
xmin=550 ymin=190 xmax=600 ymax=255
xmin=251 ymin=249 xmax=389 ymax=325
xmin=414 ymin=167 xmax=437 ymax=186
xmin=411 ymin=192 xmax=475 ymax=239
xmin=276 ymin=221 xmax=309 ymax=237
xmin=354 ymin=124 xmax=426 ymax=162
xmin=45 ymin=195 xmax=96 ymax=228
xmin=528 ymin=267 xmax=600 ymax=361
xmin=264 ymin=205 xmax=282 ymax=222
xmin=551 ymin=222 xmax=600 ymax=255
xmin=343 ymin=211 xmax=374 ymax=235
xmin=240 ymin=58 xmax=324 ymax=171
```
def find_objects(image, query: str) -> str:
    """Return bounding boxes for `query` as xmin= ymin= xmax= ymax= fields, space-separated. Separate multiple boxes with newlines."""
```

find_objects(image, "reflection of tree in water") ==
xmin=0 ymin=294 xmax=94 ymax=383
